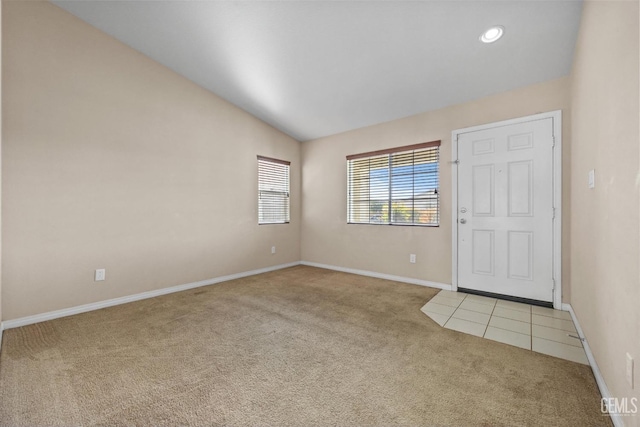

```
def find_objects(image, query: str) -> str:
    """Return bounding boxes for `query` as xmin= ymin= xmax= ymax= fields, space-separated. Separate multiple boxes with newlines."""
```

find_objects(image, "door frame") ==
xmin=451 ymin=110 xmax=563 ymax=309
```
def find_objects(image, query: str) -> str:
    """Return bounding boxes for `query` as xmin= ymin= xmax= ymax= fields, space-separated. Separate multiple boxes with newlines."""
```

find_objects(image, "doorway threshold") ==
xmin=457 ymin=287 xmax=553 ymax=308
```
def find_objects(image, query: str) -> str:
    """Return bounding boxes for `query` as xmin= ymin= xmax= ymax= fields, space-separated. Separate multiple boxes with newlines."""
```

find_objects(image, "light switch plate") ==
xmin=588 ymin=169 xmax=595 ymax=189
xmin=626 ymin=353 xmax=634 ymax=388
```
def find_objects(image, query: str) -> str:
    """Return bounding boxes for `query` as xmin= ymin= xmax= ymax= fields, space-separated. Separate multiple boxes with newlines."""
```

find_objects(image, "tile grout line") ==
xmin=438 ymin=290 xmax=461 ymax=327
xmin=491 ymin=321 xmax=530 ymax=335
xmin=452 ymin=293 xmax=466 ymax=324
xmin=531 ymin=318 xmax=577 ymax=333
xmin=486 ymin=324 xmax=530 ymax=336
xmin=482 ymin=300 xmax=498 ymax=338
xmin=449 ymin=292 xmax=466 ymax=326
xmin=443 ymin=291 xmax=471 ymax=329
xmin=530 ymin=305 xmax=533 ymax=352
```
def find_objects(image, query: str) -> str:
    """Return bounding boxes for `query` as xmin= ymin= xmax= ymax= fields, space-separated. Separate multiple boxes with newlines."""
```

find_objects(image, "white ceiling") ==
xmin=53 ymin=1 xmax=583 ymax=142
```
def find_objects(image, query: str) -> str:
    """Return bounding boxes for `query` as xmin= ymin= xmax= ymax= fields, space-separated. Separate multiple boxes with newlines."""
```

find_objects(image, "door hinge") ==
xmin=552 ymin=278 xmax=556 ymax=291
xmin=552 ymin=136 xmax=556 ymax=148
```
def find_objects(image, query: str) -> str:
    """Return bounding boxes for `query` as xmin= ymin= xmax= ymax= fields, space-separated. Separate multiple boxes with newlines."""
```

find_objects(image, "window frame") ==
xmin=257 ymin=155 xmax=291 ymax=225
xmin=346 ymin=140 xmax=441 ymax=227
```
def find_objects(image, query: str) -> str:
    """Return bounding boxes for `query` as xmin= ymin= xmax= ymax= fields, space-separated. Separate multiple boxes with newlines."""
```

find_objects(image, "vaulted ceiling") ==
xmin=53 ymin=1 xmax=583 ymax=141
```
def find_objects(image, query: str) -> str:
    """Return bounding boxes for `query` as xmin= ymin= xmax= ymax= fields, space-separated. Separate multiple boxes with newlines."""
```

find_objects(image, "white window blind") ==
xmin=347 ymin=141 xmax=440 ymax=226
xmin=258 ymin=156 xmax=290 ymax=224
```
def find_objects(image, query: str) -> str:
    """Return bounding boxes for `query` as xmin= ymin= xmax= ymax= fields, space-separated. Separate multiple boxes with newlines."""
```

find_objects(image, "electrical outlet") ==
xmin=95 ymin=269 xmax=106 ymax=281
xmin=271 ymin=246 xmax=276 ymax=254
xmin=409 ymin=254 xmax=416 ymax=264
xmin=626 ymin=353 xmax=634 ymax=388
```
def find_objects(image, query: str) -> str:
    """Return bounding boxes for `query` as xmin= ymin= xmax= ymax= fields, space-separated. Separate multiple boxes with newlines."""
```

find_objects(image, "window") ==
xmin=347 ymin=141 xmax=440 ymax=226
xmin=258 ymin=156 xmax=290 ymax=224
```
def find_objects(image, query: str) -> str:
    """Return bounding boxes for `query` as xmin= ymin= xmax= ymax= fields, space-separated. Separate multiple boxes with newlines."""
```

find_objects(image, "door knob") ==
xmin=459 ymin=218 xmax=467 ymax=224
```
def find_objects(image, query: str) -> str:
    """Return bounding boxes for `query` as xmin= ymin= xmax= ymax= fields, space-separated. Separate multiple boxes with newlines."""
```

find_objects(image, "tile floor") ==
xmin=421 ymin=290 xmax=589 ymax=364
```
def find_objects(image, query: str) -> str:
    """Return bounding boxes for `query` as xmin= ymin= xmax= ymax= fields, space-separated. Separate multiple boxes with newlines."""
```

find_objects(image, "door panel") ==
xmin=508 ymin=161 xmax=533 ymax=216
xmin=472 ymin=230 xmax=494 ymax=275
xmin=472 ymin=165 xmax=494 ymax=216
xmin=507 ymin=231 xmax=533 ymax=280
xmin=457 ymin=118 xmax=554 ymax=302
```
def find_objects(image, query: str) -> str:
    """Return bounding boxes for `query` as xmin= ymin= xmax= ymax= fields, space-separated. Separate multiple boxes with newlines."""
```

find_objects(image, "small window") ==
xmin=347 ymin=141 xmax=440 ymax=226
xmin=258 ymin=156 xmax=290 ymax=224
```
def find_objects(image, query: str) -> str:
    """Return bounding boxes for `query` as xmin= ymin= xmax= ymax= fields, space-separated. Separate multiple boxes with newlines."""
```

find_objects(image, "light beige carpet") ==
xmin=0 ymin=266 xmax=609 ymax=426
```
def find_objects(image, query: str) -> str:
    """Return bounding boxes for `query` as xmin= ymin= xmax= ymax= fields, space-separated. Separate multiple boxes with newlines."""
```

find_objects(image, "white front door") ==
xmin=456 ymin=117 xmax=555 ymax=302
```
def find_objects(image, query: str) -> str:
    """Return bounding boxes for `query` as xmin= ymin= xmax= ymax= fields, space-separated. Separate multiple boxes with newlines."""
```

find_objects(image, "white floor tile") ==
xmin=452 ymin=308 xmax=490 ymax=325
xmin=430 ymin=294 xmax=463 ymax=308
xmin=532 ymin=324 xmax=583 ymax=347
xmin=421 ymin=301 xmax=456 ymax=317
xmin=421 ymin=295 xmax=589 ymax=366
xmin=492 ymin=306 xmax=531 ymax=323
xmin=532 ymin=337 xmax=588 ymax=365
xmin=463 ymin=294 xmax=497 ymax=306
xmin=444 ymin=317 xmax=487 ymax=337
xmin=531 ymin=305 xmax=572 ymax=320
xmin=423 ymin=311 xmax=450 ymax=327
xmin=437 ymin=290 xmax=467 ymax=301
xmin=495 ymin=299 xmax=531 ymax=313
xmin=489 ymin=316 xmax=531 ymax=335
xmin=484 ymin=326 xmax=531 ymax=350
xmin=532 ymin=314 xmax=576 ymax=333
xmin=459 ymin=299 xmax=495 ymax=314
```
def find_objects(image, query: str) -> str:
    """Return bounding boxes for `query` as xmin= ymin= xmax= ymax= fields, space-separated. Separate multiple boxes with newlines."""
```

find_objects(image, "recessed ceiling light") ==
xmin=480 ymin=26 xmax=504 ymax=43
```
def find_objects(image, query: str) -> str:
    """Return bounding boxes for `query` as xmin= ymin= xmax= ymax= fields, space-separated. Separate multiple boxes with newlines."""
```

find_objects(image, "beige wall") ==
xmin=302 ymin=77 xmax=572 ymax=300
xmin=0 ymin=0 xmax=3 ymax=341
xmin=1 ymin=1 xmax=301 ymax=321
xmin=570 ymin=1 xmax=640 ymax=424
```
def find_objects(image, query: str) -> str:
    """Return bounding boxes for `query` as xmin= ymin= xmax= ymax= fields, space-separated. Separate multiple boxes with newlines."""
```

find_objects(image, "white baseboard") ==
xmin=1 ymin=262 xmax=301 ymax=331
xmin=562 ymin=303 xmax=621 ymax=427
xmin=300 ymin=261 xmax=451 ymax=291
